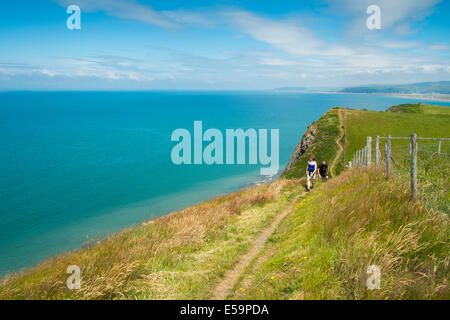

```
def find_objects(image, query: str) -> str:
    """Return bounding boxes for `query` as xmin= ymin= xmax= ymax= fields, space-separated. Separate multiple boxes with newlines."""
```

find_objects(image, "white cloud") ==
xmin=225 ymin=10 xmax=354 ymax=57
xmin=421 ymin=64 xmax=446 ymax=73
xmin=225 ymin=10 xmax=321 ymax=56
xmin=54 ymin=0 xmax=179 ymax=29
xmin=325 ymin=0 xmax=442 ymax=35
xmin=40 ymin=69 xmax=57 ymax=77
xmin=381 ymin=41 xmax=419 ymax=49
xmin=429 ymin=43 xmax=449 ymax=51
xmin=162 ymin=10 xmax=217 ymax=27
xmin=259 ymin=58 xmax=296 ymax=66
xmin=54 ymin=0 xmax=220 ymax=29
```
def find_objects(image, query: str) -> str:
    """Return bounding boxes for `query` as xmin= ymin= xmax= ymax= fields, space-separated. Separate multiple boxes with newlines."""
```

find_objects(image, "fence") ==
xmin=349 ymin=134 xmax=449 ymax=212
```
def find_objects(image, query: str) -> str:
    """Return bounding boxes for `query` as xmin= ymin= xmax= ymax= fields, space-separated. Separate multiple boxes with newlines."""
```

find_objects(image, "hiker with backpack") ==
xmin=306 ymin=156 xmax=317 ymax=191
xmin=318 ymin=161 xmax=329 ymax=181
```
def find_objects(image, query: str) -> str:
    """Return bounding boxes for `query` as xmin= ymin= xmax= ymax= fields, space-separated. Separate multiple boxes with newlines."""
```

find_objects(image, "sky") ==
xmin=0 ymin=0 xmax=449 ymax=90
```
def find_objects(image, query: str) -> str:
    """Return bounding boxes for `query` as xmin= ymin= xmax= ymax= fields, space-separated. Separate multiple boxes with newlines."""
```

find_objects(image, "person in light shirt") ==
xmin=306 ymin=155 xmax=317 ymax=191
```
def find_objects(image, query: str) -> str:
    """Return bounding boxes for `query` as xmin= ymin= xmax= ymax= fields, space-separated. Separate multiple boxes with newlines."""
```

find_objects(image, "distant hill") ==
xmin=386 ymin=103 xmax=450 ymax=114
xmin=340 ymin=81 xmax=450 ymax=94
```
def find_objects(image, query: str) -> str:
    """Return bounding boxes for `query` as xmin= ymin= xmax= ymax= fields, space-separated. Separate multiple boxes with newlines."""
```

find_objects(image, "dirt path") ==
xmin=330 ymin=109 xmax=345 ymax=177
xmin=211 ymin=110 xmax=344 ymax=300
xmin=211 ymin=193 xmax=304 ymax=300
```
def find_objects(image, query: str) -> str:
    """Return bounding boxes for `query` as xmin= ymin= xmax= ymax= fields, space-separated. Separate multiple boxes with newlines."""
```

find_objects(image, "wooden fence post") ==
xmin=364 ymin=146 xmax=367 ymax=167
xmin=375 ymin=136 xmax=379 ymax=166
xmin=367 ymin=136 xmax=372 ymax=166
xmin=438 ymin=140 xmax=441 ymax=154
xmin=386 ymin=135 xmax=391 ymax=180
xmin=362 ymin=148 xmax=366 ymax=167
xmin=410 ymin=134 xmax=418 ymax=199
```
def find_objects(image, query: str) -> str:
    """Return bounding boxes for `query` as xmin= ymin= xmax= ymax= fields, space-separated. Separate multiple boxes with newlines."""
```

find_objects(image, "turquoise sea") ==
xmin=0 ymin=91 xmax=449 ymax=275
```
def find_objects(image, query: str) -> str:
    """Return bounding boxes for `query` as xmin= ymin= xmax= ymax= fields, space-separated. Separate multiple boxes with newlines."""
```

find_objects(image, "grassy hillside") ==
xmin=233 ymin=103 xmax=448 ymax=299
xmin=386 ymin=103 xmax=449 ymax=114
xmin=283 ymin=108 xmax=342 ymax=179
xmin=229 ymin=168 xmax=449 ymax=299
xmin=0 ymin=178 xmax=305 ymax=299
xmin=386 ymin=103 xmax=425 ymax=113
xmin=283 ymin=103 xmax=449 ymax=182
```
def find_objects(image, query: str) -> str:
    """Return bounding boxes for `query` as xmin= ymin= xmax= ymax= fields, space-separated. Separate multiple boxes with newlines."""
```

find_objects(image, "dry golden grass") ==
xmin=0 ymin=178 xmax=296 ymax=300
xmin=326 ymin=169 xmax=449 ymax=299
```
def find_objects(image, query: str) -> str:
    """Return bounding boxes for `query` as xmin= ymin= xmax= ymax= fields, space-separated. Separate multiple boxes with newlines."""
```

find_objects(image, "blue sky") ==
xmin=0 ymin=0 xmax=449 ymax=90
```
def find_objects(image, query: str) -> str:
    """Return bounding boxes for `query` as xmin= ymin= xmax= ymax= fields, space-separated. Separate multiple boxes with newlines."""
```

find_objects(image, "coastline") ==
xmin=310 ymin=91 xmax=450 ymax=102
xmin=0 ymin=167 xmax=274 ymax=277
xmin=387 ymin=93 xmax=450 ymax=102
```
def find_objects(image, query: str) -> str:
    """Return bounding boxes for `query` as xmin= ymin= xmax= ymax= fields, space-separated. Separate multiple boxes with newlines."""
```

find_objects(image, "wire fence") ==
xmin=349 ymin=135 xmax=449 ymax=214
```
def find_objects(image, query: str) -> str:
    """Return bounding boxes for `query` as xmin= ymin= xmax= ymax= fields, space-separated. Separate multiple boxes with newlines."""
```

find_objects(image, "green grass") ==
xmin=283 ymin=108 xmax=342 ymax=179
xmin=344 ymin=103 xmax=449 ymax=213
xmin=388 ymin=140 xmax=449 ymax=213
xmin=344 ymin=104 xmax=450 ymax=165
xmin=386 ymin=103 xmax=450 ymax=115
xmin=386 ymin=103 xmax=424 ymax=113
xmin=422 ymin=104 xmax=450 ymax=115
xmin=282 ymin=103 xmax=449 ymax=181
xmin=229 ymin=168 xmax=449 ymax=300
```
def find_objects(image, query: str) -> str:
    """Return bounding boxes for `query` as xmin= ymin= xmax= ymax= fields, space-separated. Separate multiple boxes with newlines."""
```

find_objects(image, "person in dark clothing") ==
xmin=318 ymin=161 xmax=328 ymax=181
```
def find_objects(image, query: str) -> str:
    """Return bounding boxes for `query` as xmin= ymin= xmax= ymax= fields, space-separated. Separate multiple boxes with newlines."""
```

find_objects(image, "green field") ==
xmin=345 ymin=103 xmax=450 ymax=165
xmin=344 ymin=103 xmax=449 ymax=213
xmin=386 ymin=103 xmax=450 ymax=114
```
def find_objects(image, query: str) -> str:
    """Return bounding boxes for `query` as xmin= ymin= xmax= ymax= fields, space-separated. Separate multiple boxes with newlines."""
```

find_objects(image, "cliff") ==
xmin=283 ymin=108 xmax=343 ymax=179
xmin=283 ymin=123 xmax=317 ymax=173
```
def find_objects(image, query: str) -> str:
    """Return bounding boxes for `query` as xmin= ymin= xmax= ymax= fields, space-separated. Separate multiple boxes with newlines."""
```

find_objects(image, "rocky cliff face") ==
xmin=283 ymin=123 xmax=317 ymax=173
